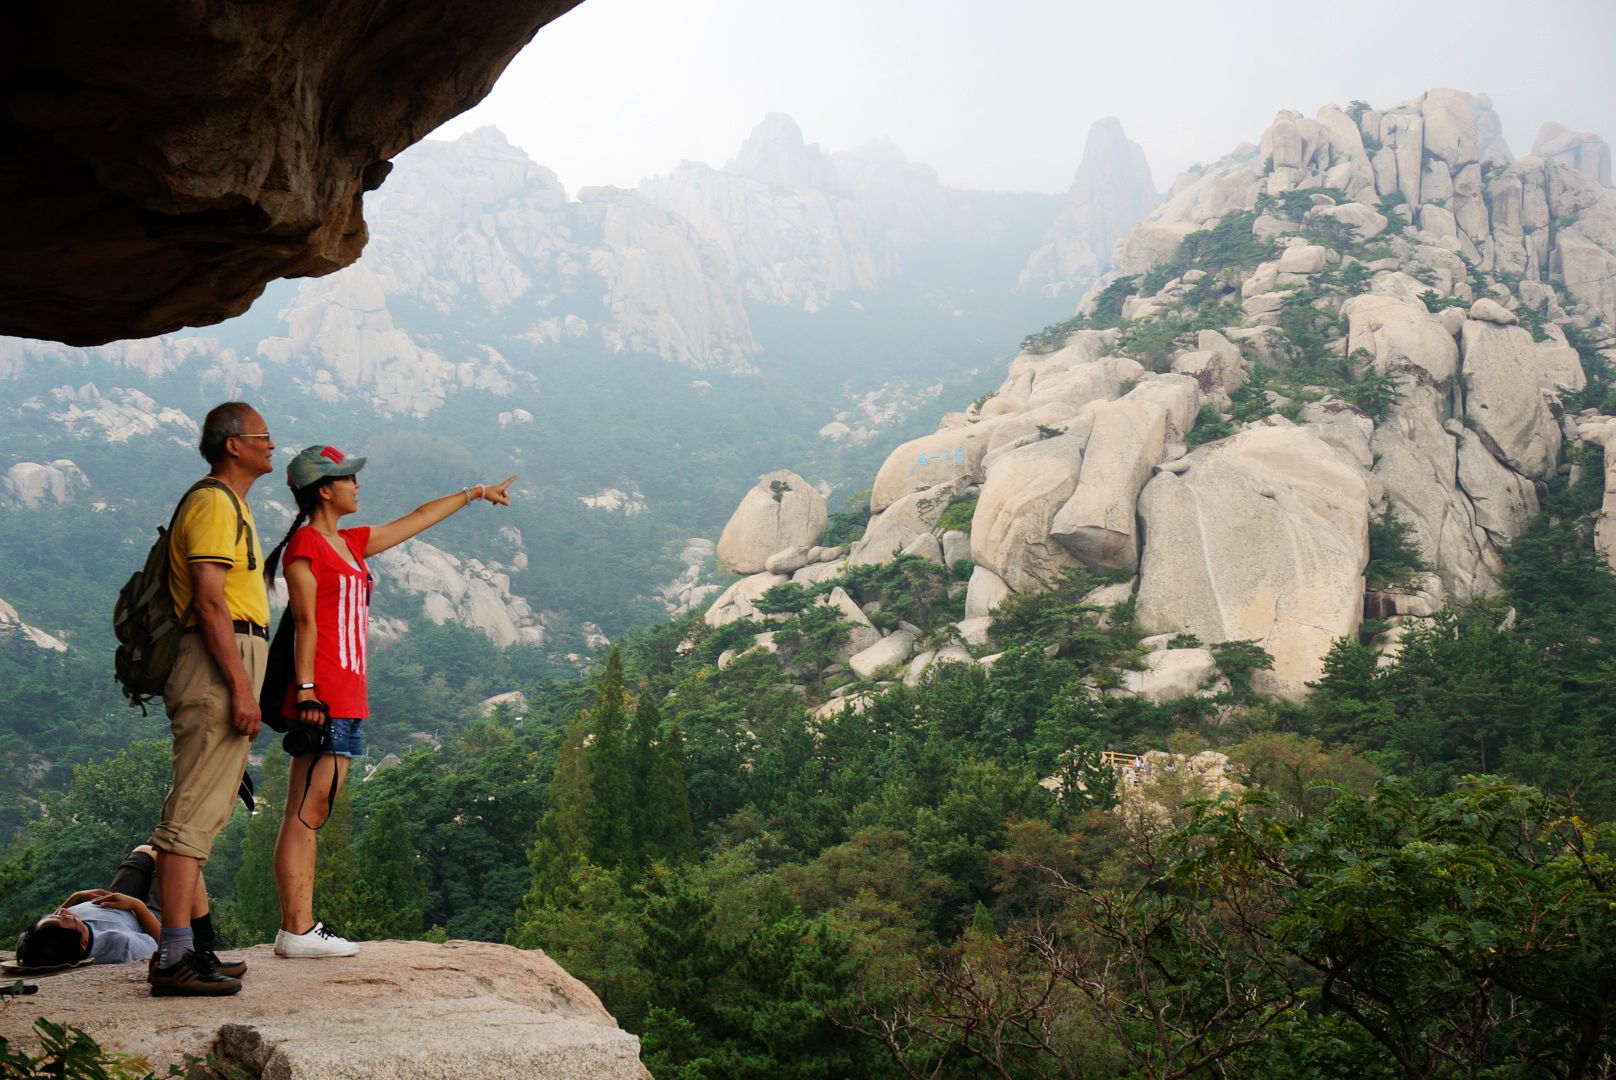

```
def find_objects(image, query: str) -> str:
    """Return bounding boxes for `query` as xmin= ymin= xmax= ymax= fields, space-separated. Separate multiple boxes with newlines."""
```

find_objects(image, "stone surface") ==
xmin=0 ymin=596 xmax=68 ymax=651
xmin=1453 ymin=426 xmax=1539 ymax=541
xmin=703 ymin=572 xmax=788 ymax=628
xmin=1342 ymin=295 xmax=1459 ymax=382
xmin=1371 ymin=385 xmax=1501 ymax=600
xmin=0 ymin=2 xmax=582 ymax=345
xmin=1461 ymin=319 xmax=1560 ymax=481
xmin=372 ymin=539 xmax=545 ymax=648
xmin=1135 ymin=426 xmax=1370 ymax=701
xmin=0 ymin=940 xmax=644 ymax=1078
xmin=716 ymin=470 xmax=827 ymax=574
xmin=1533 ymin=121 xmax=1613 ymax=187
xmin=1 ymin=460 xmax=88 ymax=508
xmin=1119 ymin=648 xmax=1218 ymax=703
xmin=970 ymin=434 xmax=1085 ymax=592
xmin=1049 ymin=397 xmax=1167 ymax=571
xmin=849 ymin=629 xmax=916 ymax=679
xmin=964 ymin=565 xmax=1012 ymax=618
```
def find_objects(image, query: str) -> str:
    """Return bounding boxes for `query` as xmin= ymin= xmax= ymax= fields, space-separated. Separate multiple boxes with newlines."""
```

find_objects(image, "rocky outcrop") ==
xmin=654 ymin=538 xmax=720 ymax=617
xmin=1 ymin=2 xmax=582 ymax=346
xmin=715 ymin=470 xmax=827 ymax=574
xmin=42 ymin=384 xmax=199 ymax=443
xmin=1136 ymin=424 xmax=1370 ymax=702
xmin=1118 ymin=647 xmax=1219 ymax=704
xmin=971 ymin=434 xmax=1086 ymax=592
xmin=371 ymin=538 xmax=546 ymax=648
xmin=1020 ymin=118 xmax=1159 ymax=297
xmin=259 ymin=266 xmax=517 ymax=418
xmin=704 ymin=571 xmax=788 ymax=628
xmin=0 ymin=940 xmax=645 ymax=1078
xmin=1461 ymin=314 xmax=1560 ymax=481
xmin=1 ymin=460 xmax=88 ymax=508
xmin=1532 ymin=122 xmax=1613 ymax=187
xmin=1050 ymin=396 xmax=1167 ymax=570
xmin=641 ymin=115 xmax=887 ymax=313
xmin=0 ymin=596 xmax=68 ymax=651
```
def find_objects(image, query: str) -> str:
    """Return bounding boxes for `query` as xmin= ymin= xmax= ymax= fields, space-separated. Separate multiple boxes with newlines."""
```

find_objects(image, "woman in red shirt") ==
xmin=261 ymin=445 xmax=514 ymax=958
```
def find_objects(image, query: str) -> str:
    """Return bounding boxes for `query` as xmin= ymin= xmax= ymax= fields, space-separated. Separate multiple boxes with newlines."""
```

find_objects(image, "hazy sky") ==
xmin=432 ymin=0 xmax=1616 ymax=196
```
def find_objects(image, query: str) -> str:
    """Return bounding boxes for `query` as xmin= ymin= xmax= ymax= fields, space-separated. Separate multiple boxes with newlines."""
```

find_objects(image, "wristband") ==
xmin=296 ymin=682 xmax=316 ymax=692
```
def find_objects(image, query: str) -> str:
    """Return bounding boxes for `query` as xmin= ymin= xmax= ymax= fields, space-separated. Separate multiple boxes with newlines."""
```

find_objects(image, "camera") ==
xmin=283 ymin=702 xmax=332 ymax=757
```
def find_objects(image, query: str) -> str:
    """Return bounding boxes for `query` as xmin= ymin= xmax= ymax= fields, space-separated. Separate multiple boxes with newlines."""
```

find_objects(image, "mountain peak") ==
xmin=1018 ymin=117 xmax=1160 ymax=296
xmin=1533 ymin=121 xmax=1613 ymax=187
xmin=725 ymin=113 xmax=837 ymax=188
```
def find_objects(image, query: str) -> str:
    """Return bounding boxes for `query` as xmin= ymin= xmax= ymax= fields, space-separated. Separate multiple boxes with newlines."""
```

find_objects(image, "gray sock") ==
xmin=158 ymin=927 xmax=193 ymax=968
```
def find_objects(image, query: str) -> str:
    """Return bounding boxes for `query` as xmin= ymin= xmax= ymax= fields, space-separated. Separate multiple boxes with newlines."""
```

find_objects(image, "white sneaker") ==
xmin=273 ymin=922 xmax=360 ymax=958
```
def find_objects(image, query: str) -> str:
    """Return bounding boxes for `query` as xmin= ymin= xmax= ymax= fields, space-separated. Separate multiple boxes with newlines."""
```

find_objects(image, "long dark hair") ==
xmin=263 ymin=478 xmax=336 ymax=582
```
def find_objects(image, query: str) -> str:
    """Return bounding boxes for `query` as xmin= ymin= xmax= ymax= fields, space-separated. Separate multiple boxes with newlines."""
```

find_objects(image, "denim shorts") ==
xmin=328 ymin=717 xmax=365 ymax=758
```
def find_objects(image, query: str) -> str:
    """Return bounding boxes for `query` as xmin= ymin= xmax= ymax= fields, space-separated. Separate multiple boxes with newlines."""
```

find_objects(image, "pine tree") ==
xmin=648 ymin=716 xmax=696 ymax=866
xmin=350 ymin=799 xmax=428 ymax=940
xmin=515 ymin=712 xmax=593 ymax=917
xmin=313 ymin=785 xmax=361 ymax=931
xmin=231 ymin=752 xmax=288 ymax=944
xmin=587 ymin=649 xmax=634 ymax=870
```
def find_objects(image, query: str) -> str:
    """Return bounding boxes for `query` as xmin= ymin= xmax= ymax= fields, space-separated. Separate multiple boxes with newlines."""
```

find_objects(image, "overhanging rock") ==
xmin=0 ymin=0 xmax=581 ymax=345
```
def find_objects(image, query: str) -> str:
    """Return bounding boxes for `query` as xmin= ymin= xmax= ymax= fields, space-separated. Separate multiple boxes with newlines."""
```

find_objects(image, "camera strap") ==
xmin=287 ymin=701 xmax=341 ymax=831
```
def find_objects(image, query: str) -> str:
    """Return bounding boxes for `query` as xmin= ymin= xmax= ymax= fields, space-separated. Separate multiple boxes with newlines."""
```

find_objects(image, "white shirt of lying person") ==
xmin=69 ymin=900 xmax=157 ymax=964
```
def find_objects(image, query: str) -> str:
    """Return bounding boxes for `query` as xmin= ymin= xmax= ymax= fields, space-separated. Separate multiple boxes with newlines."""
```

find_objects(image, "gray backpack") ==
xmin=113 ymin=478 xmax=254 ymax=711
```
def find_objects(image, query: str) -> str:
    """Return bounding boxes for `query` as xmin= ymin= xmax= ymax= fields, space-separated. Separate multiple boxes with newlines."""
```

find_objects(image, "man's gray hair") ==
xmin=198 ymin=402 xmax=254 ymax=464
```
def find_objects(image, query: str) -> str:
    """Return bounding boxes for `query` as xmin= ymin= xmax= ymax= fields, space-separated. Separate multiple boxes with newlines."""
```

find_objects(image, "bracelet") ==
xmin=464 ymin=483 xmax=485 ymax=506
xmin=295 ymin=682 xmax=316 ymax=692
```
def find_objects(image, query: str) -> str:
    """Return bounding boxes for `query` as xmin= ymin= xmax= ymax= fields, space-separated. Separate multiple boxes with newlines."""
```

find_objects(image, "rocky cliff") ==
xmin=1020 ymin=118 xmax=1161 ymax=297
xmin=707 ymin=88 xmax=1616 ymax=703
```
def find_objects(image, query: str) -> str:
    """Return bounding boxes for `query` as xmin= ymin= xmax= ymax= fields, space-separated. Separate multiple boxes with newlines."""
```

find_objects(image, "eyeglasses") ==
xmin=235 ymin=433 xmax=273 ymax=440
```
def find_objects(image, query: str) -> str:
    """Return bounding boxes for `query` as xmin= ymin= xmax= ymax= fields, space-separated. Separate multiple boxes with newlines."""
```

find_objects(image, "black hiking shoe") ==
xmin=198 ymin=948 xmax=247 ymax=978
xmin=148 ymin=949 xmax=242 ymax=996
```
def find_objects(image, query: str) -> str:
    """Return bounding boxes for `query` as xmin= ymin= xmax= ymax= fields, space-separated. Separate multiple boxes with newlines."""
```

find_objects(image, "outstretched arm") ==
xmin=364 ymin=476 xmax=516 ymax=557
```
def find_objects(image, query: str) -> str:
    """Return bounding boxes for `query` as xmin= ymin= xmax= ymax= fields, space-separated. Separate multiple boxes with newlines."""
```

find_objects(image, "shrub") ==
xmin=1365 ymin=506 xmax=1430 ymax=589
xmin=1209 ymin=639 xmax=1274 ymax=699
xmin=1419 ymin=289 xmax=1467 ymax=313
xmin=936 ymin=496 xmax=977 ymax=534
xmin=820 ymin=493 xmax=872 ymax=547
xmin=1344 ymin=367 xmax=1404 ymax=422
xmin=1185 ymin=405 xmax=1235 ymax=448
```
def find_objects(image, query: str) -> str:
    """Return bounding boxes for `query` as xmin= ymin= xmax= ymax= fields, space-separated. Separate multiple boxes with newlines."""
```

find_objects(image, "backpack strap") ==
xmin=180 ymin=477 xmax=257 ymax=572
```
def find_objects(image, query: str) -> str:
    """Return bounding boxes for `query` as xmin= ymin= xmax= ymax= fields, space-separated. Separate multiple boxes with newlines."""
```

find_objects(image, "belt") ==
xmin=184 ymin=619 xmax=269 ymax=640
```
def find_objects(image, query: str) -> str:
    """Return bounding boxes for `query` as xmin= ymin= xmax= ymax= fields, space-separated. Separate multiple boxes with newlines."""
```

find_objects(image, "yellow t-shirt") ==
xmin=168 ymin=484 xmax=270 ymax=628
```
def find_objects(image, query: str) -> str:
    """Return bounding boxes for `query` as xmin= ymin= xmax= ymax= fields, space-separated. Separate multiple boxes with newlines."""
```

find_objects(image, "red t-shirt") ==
xmin=281 ymin=526 xmax=373 ymax=720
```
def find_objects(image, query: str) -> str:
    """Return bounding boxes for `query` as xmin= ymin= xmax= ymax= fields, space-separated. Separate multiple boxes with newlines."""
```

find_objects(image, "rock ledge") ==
xmin=0 ymin=939 xmax=645 ymax=1079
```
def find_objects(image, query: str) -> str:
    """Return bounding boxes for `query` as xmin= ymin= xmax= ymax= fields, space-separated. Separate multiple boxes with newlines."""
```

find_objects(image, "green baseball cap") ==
xmin=287 ymin=445 xmax=366 ymax=491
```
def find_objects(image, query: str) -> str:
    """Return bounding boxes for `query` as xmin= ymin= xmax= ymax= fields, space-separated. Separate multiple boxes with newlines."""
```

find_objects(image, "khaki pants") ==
xmin=152 ymin=633 xmax=267 ymax=863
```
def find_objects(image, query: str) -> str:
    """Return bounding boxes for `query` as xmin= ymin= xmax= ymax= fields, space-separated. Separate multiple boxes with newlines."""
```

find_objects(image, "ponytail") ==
xmin=263 ymin=479 xmax=333 ymax=582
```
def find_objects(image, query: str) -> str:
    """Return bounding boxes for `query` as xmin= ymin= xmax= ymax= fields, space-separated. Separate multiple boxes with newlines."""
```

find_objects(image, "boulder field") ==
xmin=707 ymin=88 xmax=1616 ymax=703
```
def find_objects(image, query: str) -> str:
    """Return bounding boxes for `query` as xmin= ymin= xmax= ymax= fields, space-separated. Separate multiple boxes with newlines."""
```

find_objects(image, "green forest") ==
xmin=6 ymin=444 xmax=1616 ymax=1078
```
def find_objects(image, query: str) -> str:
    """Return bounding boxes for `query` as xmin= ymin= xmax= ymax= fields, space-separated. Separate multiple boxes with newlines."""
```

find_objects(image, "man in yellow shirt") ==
xmin=149 ymin=401 xmax=274 ymax=995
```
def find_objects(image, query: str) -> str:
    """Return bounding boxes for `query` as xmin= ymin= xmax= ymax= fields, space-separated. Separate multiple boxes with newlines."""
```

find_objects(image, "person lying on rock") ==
xmin=260 ymin=445 xmax=515 ymax=958
xmin=12 ymin=845 xmax=244 ymax=982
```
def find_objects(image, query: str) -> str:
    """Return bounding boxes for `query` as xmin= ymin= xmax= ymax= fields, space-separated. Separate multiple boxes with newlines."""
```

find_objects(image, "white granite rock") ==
xmin=970 ymin=434 xmax=1086 ymax=592
xmin=716 ymin=470 xmax=827 ymax=574
xmin=1136 ymin=426 xmax=1370 ymax=702
xmin=849 ymin=630 xmax=917 ymax=679
xmin=1119 ymin=648 xmax=1218 ymax=703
